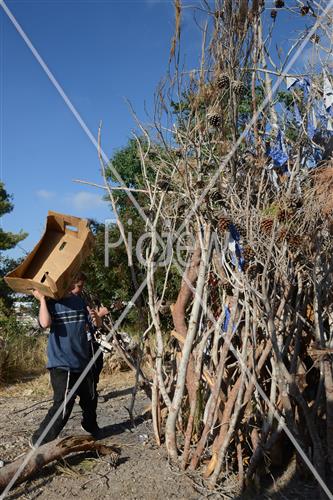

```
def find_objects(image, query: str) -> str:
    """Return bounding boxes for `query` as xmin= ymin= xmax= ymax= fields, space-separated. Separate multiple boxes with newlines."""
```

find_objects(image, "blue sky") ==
xmin=0 ymin=0 xmax=187 ymax=258
xmin=0 ymin=0 xmax=321 ymax=259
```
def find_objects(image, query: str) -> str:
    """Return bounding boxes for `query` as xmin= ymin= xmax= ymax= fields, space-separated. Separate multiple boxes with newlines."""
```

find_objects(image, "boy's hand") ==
xmin=88 ymin=307 xmax=101 ymax=327
xmin=98 ymin=306 xmax=109 ymax=318
xmin=32 ymin=289 xmax=45 ymax=301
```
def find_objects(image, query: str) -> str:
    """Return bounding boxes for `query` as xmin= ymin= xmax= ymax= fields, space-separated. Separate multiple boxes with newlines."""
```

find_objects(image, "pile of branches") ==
xmin=127 ymin=0 xmax=333 ymax=494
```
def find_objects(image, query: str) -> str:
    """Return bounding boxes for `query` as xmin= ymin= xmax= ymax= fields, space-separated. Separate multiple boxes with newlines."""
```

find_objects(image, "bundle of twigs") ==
xmin=131 ymin=0 xmax=333 ymax=495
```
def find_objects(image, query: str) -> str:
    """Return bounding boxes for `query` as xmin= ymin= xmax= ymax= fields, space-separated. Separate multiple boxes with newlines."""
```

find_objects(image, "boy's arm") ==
xmin=32 ymin=290 xmax=52 ymax=329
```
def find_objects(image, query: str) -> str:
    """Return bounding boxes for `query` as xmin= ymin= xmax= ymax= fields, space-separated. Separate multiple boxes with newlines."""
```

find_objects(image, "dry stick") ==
xmin=73 ymin=179 xmax=149 ymax=194
xmin=0 ymin=436 xmax=120 ymax=492
xmin=204 ymin=375 xmax=243 ymax=479
xmin=189 ymin=291 xmax=240 ymax=471
xmin=12 ymin=399 xmax=53 ymax=414
xmin=246 ymin=413 xmax=288 ymax=482
xmin=102 ymin=321 xmax=150 ymax=394
xmin=151 ymin=372 xmax=161 ymax=446
xmin=145 ymin=196 xmax=172 ymax=410
xmin=236 ymin=429 xmax=245 ymax=491
xmin=241 ymin=339 xmax=273 ymax=416
xmin=171 ymin=240 xmax=202 ymax=409
xmin=209 ymin=372 xmax=246 ymax=488
xmin=260 ymin=287 xmax=295 ymax=432
xmin=127 ymin=340 xmax=144 ymax=424
xmin=181 ymin=323 xmax=215 ymax=469
xmin=165 ymin=223 xmax=211 ymax=461
xmin=258 ymin=19 xmax=278 ymax=132
xmin=171 ymin=242 xmax=201 ymax=337
xmin=207 ymin=312 xmax=251 ymax=485
xmin=262 ymin=294 xmax=327 ymax=487
xmin=323 ymin=358 xmax=333 ymax=474
xmin=251 ymin=14 xmax=259 ymax=152
xmin=240 ymin=292 xmax=294 ymax=482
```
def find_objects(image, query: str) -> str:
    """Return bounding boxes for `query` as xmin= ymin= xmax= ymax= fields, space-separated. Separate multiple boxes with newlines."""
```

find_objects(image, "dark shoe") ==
xmin=80 ymin=422 xmax=102 ymax=440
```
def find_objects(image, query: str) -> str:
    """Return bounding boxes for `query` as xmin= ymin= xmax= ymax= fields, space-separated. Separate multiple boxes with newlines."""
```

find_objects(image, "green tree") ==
xmin=85 ymin=139 xmax=181 ymax=332
xmin=0 ymin=182 xmax=27 ymax=309
xmin=0 ymin=183 xmax=27 ymax=250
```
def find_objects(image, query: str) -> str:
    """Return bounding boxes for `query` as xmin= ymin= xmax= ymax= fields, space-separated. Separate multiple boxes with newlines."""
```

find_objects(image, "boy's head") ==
xmin=70 ymin=271 xmax=87 ymax=295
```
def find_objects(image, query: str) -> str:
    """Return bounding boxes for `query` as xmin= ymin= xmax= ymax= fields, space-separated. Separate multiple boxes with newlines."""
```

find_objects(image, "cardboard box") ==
xmin=5 ymin=211 xmax=94 ymax=299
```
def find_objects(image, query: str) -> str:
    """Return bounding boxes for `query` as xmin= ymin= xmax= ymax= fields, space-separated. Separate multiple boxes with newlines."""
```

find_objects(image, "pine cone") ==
xmin=288 ymin=198 xmax=302 ymax=211
xmin=217 ymin=74 xmax=230 ymax=90
xmin=209 ymin=114 xmax=222 ymax=127
xmin=287 ymin=235 xmax=303 ymax=251
xmin=223 ymin=282 xmax=233 ymax=295
xmin=300 ymin=5 xmax=309 ymax=15
xmin=277 ymin=209 xmax=293 ymax=223
xmin=260 ymin=218 xmax=274 ymax=234
xmin=232 ymin=80 xmax=245 ymax=96
xmin=246 ymin=264 xmax=258 ymax=280
xmin=271 ymin=9 xmax=277 ymax=19
xmin=243 ymin=245 xmax=255 ymax=263
xmin=218 ymin=216 xmax=231 ymax=233
xmin=277 ymin=227 xmax=288 ymax=242
xmin=158 ymin=179 xmax=170 ymax=191
xmin=275 ymin=0 xmax=284 ymax=7
xmin=233 ymin=223 xmax=246 ymax=238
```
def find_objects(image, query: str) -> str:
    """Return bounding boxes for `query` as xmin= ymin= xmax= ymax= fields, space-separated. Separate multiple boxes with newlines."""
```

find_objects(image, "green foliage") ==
xmin=0 ymin=182 xmax=14 ymax=217
xmin=83 ymin=220 xmax=135 ymax=305
xmin=83 ymin=220 xmax=148 ymax=333
xmin=238 ymin=85 xmax=265 ymax=116
xmin=105 ymin=138 xmax=152 ymax=218
xmin=0 ymin=256 xmax=20 ymax=308
xmin=277 ymin=90 xmax=294 ymax=110
xmin=0 ymin=182 xmax=27 ymax=251
xmin=0 ymin=183 xmax=27 ymax=310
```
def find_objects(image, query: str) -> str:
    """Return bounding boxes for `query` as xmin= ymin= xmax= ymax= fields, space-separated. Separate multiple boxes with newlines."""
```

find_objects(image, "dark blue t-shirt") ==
xmin=46 ymin=294 xmax=90 ymax=371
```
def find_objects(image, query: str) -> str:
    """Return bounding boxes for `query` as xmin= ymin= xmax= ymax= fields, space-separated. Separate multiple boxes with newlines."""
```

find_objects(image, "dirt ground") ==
xmin=0 ymin=370 xmax=323 ymax=500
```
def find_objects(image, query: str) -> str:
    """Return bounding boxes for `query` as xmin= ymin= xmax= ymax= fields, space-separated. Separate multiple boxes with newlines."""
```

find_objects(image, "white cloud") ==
xmin=70 ymin=191 xmax=104 ymax=210
xmin=36 ymin=189 xmax=55 ymax=199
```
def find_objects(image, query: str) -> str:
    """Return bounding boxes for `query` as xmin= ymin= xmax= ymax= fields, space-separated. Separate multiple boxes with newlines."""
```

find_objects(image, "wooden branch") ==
xmin=0 ymin=436 xmax=120 ymax=492
xmin=73 ymin=178 xmax=149 ymax=194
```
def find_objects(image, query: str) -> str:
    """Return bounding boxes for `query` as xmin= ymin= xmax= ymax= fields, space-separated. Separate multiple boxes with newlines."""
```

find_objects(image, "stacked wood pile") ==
xmin=130 ymin=0 xmax=333 ymax=494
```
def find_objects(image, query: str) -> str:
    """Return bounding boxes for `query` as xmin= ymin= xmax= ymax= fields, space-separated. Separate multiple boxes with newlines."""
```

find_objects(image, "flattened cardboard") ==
xmin=5 ymin=211 xmax=94 ymax=299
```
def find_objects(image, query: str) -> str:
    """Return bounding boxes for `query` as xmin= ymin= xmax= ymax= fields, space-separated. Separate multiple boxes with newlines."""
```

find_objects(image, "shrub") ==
xmin=0 ymin=299 xmax=46 ymax=384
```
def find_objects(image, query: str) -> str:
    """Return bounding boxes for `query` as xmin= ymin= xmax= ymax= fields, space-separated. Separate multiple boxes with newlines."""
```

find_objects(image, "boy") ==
xmin=71 ymin=271 xmax=109 ymax=415
xmin=31 ymin=275 xmax=102 ymax=446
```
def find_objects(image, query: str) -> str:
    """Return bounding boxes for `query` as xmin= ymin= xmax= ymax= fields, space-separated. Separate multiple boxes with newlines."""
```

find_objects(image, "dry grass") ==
xmin=0 ymin=334 xmax=47 ymax=386
xmin=0 ymin=371 xmax=50 ymax=397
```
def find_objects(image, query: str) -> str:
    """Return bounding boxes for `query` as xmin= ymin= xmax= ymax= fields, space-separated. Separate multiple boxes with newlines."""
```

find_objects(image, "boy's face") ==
xmin=71 ymin=279 xmax=85 ymax=295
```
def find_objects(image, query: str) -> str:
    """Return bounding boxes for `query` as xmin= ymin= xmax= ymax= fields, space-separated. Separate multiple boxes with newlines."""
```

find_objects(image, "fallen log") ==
xmin=0 ymin=435 xmax=120 ymax=492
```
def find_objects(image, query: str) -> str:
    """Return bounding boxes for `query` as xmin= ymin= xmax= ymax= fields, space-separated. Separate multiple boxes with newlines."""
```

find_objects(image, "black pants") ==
xmin=32 ymin=368 xmax=97 ymax=445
